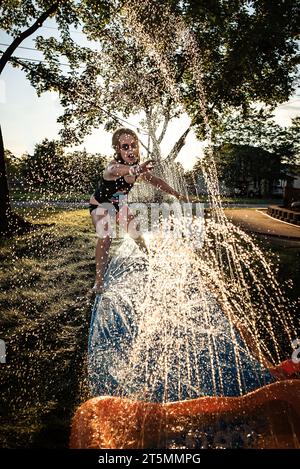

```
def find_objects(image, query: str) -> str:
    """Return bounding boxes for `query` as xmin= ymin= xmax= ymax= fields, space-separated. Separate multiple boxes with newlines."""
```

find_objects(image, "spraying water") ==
xmin=83 ymin=0 xmax=300 ymax=448
xmin=2 ymin=1 xmax=299 ymax=451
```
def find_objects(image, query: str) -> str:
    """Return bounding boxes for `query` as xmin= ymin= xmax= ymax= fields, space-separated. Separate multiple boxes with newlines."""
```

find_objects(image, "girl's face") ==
xmin=118 ymin=133 xmax=139 ymax=165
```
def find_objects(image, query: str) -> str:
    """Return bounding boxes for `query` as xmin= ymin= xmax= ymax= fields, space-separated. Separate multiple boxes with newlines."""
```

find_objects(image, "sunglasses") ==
xmin=120 ymin=142 xmax=137 ymax=151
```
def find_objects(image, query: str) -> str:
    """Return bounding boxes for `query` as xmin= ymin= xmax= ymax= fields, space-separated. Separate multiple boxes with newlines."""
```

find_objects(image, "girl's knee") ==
xmin=95 ymin=216 xmax=113 ymax=239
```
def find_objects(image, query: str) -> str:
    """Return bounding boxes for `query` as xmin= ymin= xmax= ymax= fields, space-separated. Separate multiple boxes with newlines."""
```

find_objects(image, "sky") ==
xmin=0 ymin=21 xmax=299 ymax=171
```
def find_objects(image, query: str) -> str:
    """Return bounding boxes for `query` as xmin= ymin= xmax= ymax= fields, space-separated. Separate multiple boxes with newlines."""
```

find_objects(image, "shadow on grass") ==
xmin=0 ymin=209 xmax=96 ymax=448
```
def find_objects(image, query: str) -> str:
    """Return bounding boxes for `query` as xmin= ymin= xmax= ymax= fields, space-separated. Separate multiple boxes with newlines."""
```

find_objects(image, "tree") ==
xmin=0 ymin=0 xmax=111 ymax=233
xmin=0 ymin=2 xmax=61 ymax=232
xmin=4 ymin=150 xmax=20 ymax=186
xmin=55 ymin=0 xmax=299 ymax=200
xmin=22 ymin=139 xmax=66 ymax=191
xmin=19 ymin=142 xmax=107 ymax=196
xmin=46 ymin=12 xmax=191 ymax=201
xmin=1 ymin=1 xmax=299 ymax=231
xmin=38 ymin=1 xmax=298 ymax=200
xmin=288 ymin=116 xmax=300 ymax=168
xmin=56 ymin=14 xmax=190 ymax=162
xmin=187 ymin=143 xmax=285 ymax=198
xmin=212 ymin=143 xmax=282 ymax=196
xmin=64 ymin=149 xmax=106 ymax=194
xmin=213 ymin=109 xmax=300 ymax=171
xmin=122 ymin=0 xmax=299 ymax=137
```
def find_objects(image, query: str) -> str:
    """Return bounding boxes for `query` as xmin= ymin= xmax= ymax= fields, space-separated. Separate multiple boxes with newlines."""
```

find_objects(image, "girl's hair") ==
xmin=112 ymin=128 xmax=140 ymax=163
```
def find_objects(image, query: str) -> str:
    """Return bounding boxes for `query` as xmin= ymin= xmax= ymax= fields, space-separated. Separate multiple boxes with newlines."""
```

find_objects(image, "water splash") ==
xmin=119 ymin=0 xmax=298 ymax=370
xmin=89 ymin=233 xmax=278 ymax=401
xmin=84 ymin=0 xmax=299 ymax=448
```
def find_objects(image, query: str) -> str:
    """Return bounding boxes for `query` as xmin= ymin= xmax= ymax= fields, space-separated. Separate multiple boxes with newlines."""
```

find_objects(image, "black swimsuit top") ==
xmin=94 ymin=173 xmax=136 ymax=204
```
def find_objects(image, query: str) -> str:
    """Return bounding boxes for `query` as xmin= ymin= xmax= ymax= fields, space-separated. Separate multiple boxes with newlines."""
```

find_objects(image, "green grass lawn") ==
xmin=0 ymin=207 xmax=299 ymax=448
xmin=0 ymin=208 xmax=122 ymax=448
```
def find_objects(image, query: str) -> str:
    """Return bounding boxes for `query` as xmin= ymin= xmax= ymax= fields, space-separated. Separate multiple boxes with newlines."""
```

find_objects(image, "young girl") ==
xmin=89 ymin=128 xmax=190 ymax=293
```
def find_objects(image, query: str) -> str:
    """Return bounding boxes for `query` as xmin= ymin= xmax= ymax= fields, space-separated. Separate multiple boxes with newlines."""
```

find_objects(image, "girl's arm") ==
xmin=140 ymin=172 xmax=189 ymax=202
xmin=104 ymin=160 xmax=154 ymax=180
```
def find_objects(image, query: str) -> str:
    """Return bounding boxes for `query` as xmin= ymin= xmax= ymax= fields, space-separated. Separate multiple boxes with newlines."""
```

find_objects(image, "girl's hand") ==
xmin=130 ymin=160 xmax=155 ymax=176
xmin=139 ymin=159 xmax=155 ymax=174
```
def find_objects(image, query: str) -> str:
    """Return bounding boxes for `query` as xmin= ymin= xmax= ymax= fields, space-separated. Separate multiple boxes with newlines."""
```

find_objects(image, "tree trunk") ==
xmin=164 ymin=125 xmax=191 ymax=163
xmin=0 ymin=125 xmax=33 ymax=235
xmin=0 ymin=2 xmax=60 ymax=75
xmin=0 ymin=2 xmax=60 ymax=233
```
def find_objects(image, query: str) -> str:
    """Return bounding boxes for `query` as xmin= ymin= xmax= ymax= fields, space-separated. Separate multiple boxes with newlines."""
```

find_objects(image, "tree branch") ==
xmin=0 ymin=1 xmax=60 ymax=76
xmin=157 ymin=102 xmax=171 ymax=144
xmin=139 ymin=138 xmax=150 ymax=153
xmin=165 ymin=125 xmax=191 ymax=162
xmin=145 ymin=108 xmax=162 ymax=160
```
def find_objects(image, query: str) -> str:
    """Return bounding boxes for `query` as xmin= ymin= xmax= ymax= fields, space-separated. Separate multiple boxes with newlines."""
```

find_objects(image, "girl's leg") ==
xmin=91 ymin=207 xmax=114 ymax=293
xmin=94 ymin=236 xmax=111 ymax=292
xmin=117 ymin=205 xmax=149 ymax=255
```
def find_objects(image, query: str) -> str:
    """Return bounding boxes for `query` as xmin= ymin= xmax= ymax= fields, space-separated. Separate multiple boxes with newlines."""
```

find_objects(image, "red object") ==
xmin=70 ymin=380 xmax=300 ymax=449
xmin=269 ymin=359 xmax=300 ymax=380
